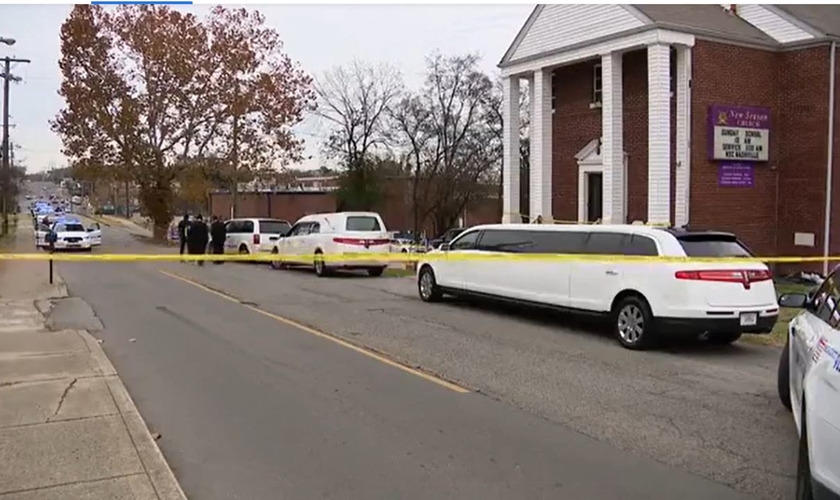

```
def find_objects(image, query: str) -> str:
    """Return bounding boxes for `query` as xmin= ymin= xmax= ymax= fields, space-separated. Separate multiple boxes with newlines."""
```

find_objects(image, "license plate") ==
xmin=740 ymin=313 xmax=757 ymax=326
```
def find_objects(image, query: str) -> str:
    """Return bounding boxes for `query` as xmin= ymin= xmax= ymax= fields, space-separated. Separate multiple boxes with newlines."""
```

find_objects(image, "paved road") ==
xmin=46 ymin=217 xmax=795 ymax=499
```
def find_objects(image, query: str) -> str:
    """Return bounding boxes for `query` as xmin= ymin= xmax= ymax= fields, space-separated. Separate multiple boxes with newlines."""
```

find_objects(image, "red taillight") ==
xmin=746 ymin=269 xmax=772 ymax=282
xmin=334 ymin=237 xmax=364 ymax=245
xmin=333 ymin=237 xmax=392 ymax=246
xmin=675 ymin=269 xmax=772 ymax=283
xmin=253 ymin=234 xmax=260 ymax=245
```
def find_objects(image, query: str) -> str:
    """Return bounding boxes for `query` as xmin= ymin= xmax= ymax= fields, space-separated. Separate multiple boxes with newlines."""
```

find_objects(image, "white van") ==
xmin=416 ymin=224 xmax=779 ymax=349
xmin=270 ymin=212 xmax=390 ymax=277
xmin=224 ymin=218 xmax=292 ymax=255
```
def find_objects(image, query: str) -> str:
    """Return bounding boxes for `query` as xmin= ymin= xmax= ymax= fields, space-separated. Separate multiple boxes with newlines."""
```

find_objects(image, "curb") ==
xmin=77 ymin=329 xmax=188 ymax=500
xmin=33 ymin=263 xmax=187 ymax=499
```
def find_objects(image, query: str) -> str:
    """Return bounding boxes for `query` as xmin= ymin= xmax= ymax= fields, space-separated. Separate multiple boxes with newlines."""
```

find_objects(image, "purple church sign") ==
xmin=718 ymin=163 xmax=754 ymax=187
xmin=708 ymin=105 xmax=771 ymax=162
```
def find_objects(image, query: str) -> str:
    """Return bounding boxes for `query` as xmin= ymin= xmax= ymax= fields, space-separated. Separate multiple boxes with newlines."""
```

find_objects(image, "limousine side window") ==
xmin=476 ymin=230 xmax=531 ymax=253
xmin=528 ymin=231 xmax=587 ymax=253
xmin=625 ymin=234 xmax=659 ymax=256
xmin=584 ymin=232 xmax=628 ymax=255
xmin=450 ymin=230 xmax=480 ymax=250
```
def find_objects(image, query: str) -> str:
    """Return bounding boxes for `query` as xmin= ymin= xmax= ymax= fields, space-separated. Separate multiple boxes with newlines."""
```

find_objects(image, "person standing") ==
xmin=209 ymin=216 xmax=227 ymax=265
xmin=189 ymin=214 xmax=210 ymax=267
xmin=177 ymin=213 xmax=190 ymax=261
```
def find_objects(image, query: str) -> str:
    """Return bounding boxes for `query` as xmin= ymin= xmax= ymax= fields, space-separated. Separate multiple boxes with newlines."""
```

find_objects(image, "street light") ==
xmin=0 ymin=38 xmax=15 ymax=46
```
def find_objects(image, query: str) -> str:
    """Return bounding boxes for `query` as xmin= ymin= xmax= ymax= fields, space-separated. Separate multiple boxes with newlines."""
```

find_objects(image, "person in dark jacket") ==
xmin=177 ymin=214 xmax=190 ymax=260
xmin=188 ymin=214 xmax=210 ymax=266
xmin=209 ymin=216 xmax=226 ymax=264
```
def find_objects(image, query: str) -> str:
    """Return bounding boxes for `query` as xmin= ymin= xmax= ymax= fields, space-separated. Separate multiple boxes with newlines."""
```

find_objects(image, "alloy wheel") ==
xmin=618 ymin=304 xmax=645 ymax=345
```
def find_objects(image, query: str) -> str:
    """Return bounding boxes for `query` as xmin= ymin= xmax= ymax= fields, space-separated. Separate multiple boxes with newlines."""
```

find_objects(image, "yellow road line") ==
xmin=158 ymin=269 xmax=470 ymax=394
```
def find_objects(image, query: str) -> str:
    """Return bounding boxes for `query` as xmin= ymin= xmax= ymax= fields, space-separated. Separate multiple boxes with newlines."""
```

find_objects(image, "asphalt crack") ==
xmin=47 ymin=378 xmax=77 ymax=422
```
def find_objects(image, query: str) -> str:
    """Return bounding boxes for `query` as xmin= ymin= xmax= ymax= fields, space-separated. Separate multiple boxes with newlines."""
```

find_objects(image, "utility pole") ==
xmin=1 ymin=52 xmax=30 ymax=235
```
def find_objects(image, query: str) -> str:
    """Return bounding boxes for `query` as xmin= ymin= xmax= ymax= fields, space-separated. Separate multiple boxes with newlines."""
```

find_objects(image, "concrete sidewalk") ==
xmin=0 ymin=220 xmax=186 ymax=499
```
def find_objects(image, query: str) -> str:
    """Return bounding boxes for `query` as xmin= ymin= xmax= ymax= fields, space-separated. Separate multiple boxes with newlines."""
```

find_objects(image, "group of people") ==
xmin=177 ymin=214 xmax=228 ymax=266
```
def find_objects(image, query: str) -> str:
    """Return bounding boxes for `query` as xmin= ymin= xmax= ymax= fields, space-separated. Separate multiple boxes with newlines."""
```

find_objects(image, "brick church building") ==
xmin=499 ymin=4 xmax=840 ymax=272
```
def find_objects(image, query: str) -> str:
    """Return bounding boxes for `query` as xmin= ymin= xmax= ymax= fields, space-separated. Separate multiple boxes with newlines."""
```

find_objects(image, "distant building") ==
xmin=500 ymin=4 xmax=840 ymax=272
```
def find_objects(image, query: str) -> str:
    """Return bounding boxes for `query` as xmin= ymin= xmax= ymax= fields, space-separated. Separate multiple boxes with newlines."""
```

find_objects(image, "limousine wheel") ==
xmin=418 ymin=266 xmax=442 ymax=302
xmin=314 ymin=252 xmax=329 ymax=277
xmin=614 ymin=295 xmax=655 ymax=350
xmin=269 ymin=248 xmax=285 ymax=270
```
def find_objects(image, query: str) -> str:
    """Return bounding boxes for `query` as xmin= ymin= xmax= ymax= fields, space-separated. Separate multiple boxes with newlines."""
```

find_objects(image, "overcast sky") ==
xmin=0 ymin=4 xmax=532 ymax=173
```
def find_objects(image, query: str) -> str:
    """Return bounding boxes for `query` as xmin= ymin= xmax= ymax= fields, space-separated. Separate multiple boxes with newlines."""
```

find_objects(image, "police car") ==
xmin=777 ymin=273 xmax=840 ymax=500
xmin=48 ymin=217 xmax=93 ymax=251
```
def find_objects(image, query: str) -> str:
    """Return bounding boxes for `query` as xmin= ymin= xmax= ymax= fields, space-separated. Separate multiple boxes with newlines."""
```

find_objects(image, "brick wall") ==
xmin=209 ymin=181 xmax=501 ymax=237
xmin=690 ymin=40 xmax=781 ymax=258
xmin=830 ymin=45 xmax=840 ymax=270
xmin=551 ymin=49 xmax=677 ymax=224
xmin=209 ymin=192 xmax=338 ymax=223
xmin=550 ymin=39 xmax=836 ymax=271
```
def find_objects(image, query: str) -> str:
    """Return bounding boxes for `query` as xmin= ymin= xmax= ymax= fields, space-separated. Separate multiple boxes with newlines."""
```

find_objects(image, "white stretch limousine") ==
xmin=416 ymin=224 xmax=779 ymax=349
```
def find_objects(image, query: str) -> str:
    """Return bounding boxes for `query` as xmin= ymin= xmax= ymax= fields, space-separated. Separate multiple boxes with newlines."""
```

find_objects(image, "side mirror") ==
xmin=779 ymin=293 xmax=808 ymax=309
xmin=87 ymin=228 xmax=93 ymax=232
xmin=439 ymin=243 xmax=450 ymax=251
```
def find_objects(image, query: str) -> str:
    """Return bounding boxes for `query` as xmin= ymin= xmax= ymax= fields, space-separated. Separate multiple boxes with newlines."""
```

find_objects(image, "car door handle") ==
xmin=269 ymin=236 xmax=278 ymax=241
xmin=606 ymin=270 xmax=619 ymax=276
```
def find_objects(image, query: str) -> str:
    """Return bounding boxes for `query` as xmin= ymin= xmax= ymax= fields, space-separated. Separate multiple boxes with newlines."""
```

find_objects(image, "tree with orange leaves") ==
xmin=52 ymin=5 xmax=314 ymax=237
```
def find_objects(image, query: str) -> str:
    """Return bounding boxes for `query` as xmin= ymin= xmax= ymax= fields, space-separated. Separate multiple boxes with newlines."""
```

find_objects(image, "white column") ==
xmin=674 ymin=45 xmax=692 ymax=227
xmin=601 ymin=51 xmax=624 ymax=224
xmin=647 ymin=43 xmax=672 ymax=225
xmin=502 ymin=76 xmax=521 ymax=223
xmin=530 ymin=68 xmax=553 ymax=222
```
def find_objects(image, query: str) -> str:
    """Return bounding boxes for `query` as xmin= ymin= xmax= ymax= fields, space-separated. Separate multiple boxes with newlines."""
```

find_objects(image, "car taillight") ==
xmin=746 ymin=269 xmax=773 ymax=282
xmin=334 ymin=237 xmax=364 ymax=245
xmin=675 ymin=269 xmax=772 ymax=283
xmin=253 ymin=234 xmax=260 ymax=245
xmin=333 ymin=237 xmax=392 ymax=246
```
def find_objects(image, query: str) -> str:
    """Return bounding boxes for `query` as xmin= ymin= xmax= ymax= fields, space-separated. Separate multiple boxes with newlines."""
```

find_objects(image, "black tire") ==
xmin=613 ymin=295 xmax=656 ymax=350
xmin=314 ymin=251 xmax=329 ymax=277
xmin=708 ymin=332 xmax=742 ymax=345
xmin=367 ymin=267 xmax=385 ymax=277
xmin=417 ymin=265 xmax=443 ymax=302
xmin=796 ymin=403 xmax=814 ymax=500
xmin=238 ymin=245 xmax=249 ymax=255
xmin=778 ymin=338 xmax=793 ymax=411
xmin=269 ymin=248 xmax=285 ymax=270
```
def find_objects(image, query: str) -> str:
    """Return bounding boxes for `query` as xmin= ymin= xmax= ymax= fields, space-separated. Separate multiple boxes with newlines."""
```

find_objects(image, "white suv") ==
xmin=224 ymin=218 xmax=291 ymax=256
xmin=777 ymin=275 xmax=840 ymax=500
xmin=270 ymin=212 xmax=390 ymax=277
xmin=416 ymin=224 xmax=779 ymax=349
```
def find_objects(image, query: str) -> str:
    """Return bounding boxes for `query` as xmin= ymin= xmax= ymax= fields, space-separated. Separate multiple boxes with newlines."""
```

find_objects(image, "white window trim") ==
xmin=592 ymin=62 xmax=603 ymax=106
xmin=577 ymin=154 xmax=629 ymax=223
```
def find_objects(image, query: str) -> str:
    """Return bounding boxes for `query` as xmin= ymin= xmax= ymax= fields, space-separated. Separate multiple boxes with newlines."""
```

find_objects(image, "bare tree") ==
xmin=390 ymin=94 xmax=433 ymax=239
xmin=419 ymin=53 xmax=500 ymax=234
xmin=315 ymin=60 xmax=402 ymax=168
xmin=314 ymin=60 xmax=402 ymax=209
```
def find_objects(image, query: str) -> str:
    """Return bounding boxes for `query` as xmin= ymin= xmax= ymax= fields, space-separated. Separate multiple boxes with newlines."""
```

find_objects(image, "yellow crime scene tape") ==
xmin=0 ymin=252 xmax=838 ymax=264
